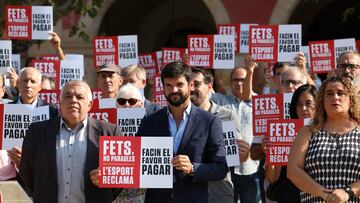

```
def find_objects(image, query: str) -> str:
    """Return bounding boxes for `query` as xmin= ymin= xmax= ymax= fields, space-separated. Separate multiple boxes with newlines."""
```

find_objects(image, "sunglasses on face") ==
xmin=116 ymin=98 xmax=139 ymax=106
xmin=281 ymin=79 xmax=303 ymax=86
xmin=336 ymin=63 xmax=360 ymax=70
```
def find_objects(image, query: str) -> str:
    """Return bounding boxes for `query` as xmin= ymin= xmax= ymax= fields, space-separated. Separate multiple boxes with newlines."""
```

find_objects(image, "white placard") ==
xmin=222 ymin=120 xmax=240 ymax=167
xmin=117 ymin=108 xmax=146 ymax=136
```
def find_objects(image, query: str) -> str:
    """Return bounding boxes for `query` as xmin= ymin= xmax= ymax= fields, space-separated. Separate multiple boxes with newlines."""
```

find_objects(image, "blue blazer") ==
xmin=137 ymin=104 xmax=228 ymax=203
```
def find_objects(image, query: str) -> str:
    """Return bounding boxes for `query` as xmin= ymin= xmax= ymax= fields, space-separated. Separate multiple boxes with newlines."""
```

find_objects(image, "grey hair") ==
xmin=280 ymin=66 xmax=307 ymax=85
xmin=20 ymin=67 xmax=42 ymax=82
xmin=117 ymin=83 xmax=144 ymax=102
xmin=60 ymin=80 xmax=92 ymax=101
xmin=337 ymin=50 xmax=360 ymax=63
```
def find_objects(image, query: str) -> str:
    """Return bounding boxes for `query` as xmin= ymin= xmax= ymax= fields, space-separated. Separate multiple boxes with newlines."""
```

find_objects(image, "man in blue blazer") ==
xmin=137 ymin=61 xmax=227 ymax=203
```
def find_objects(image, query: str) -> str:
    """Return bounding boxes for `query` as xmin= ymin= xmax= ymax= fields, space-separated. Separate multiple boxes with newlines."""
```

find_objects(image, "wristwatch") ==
xmin=189 ymin=163 xmax=195 ymax=176
xmin=344 ymin=186 xmax=355 ymax=199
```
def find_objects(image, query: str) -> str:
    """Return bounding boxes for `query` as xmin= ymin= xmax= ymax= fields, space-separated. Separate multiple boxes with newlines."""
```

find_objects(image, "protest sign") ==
xmin=91 ymin=88 xmax=103 ymax=100
xmin=153 ymin=74 xmax=167 ymax=107
xmin=32 ymin=106 xmax=50 ymax=123
xmin=357 ymin=40 xmax=360 ymax=52
xmin=283 ymin=93 xmax=293 ymax=119
xmin=266 ymin=119 xmax=303 ymax=166
xmin=38 ymin=89 xmax=60 ymax=105
xmin=99 ymin=136 xmax=173 ymax=188
xmin=156 ymin=51 xmax=162 ymax=72
xmin=11 ymin=54 xmax=21 ymax=73
xmin=252 ymin=94 xmax=284 ymax=143
xmin=277 ymin=25 xmax=301 ymax=62
xmin=222 ymin=121 xmax=240 ymax=167
xmin=249 ymin=25 xmax=278 ymax=62
xmin=117 ymin=108 xmax=146 ymax=136
xmin=240 ymin=24 xmax=258 ymax=53
xmin=301 ymin=46 xmax=311 ymax=71
xmin=32 ymin=59 xmax=60 ymax=89
xmin=334 ymin=38 xmax=356 ymax=60
xmin=309 ymin=40 xmax=334 ymax=73
xmin=59 ymin=60 xmax=84 ymax=89
xmin=99 ymin=98 xmax=117 ymax=109
xmin=0 ymin=104 xmax=50 ymax=149
xmin=218 ymin=24 xmax=240 ymax=52
xmin=0 ymin=41 xmax=12 ymax=73
xmin=93 ymin=35 xmax=138 ymax=68
xmin=88 ymin=107 xmax=117 ymax=124
xmin=6 ymin=6 xmax=53 ymax=40
xmin=138 ymin=52 xmax=158 ymax=80
xmin=162 ymin=48 xmax=186 ymax=67
xmin=188 ymin=35 xmax=235 ymax=68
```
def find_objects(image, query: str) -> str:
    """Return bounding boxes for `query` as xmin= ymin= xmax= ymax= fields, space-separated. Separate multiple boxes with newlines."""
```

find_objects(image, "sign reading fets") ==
xmin=218 ymin=23 xmax=259 ymax=53
xmin=188 ymin=35 xmax=235 ymax=69
xmin=60 ymin=60 xmax=84 ymax=89
xmin=309 ymin=38 xmax=356 ymax=73
xmin=249 ymin=24 xmax=301 ymax=62
xmin=0 ymin=104 xmax=50 ymax=150
xmin=154 ymin=73 xmax=167 ymax=107
xmin=88 ymin=107 xmax=117 ymax=124
xmin=99 ymin=136 xmax=173 ymax=188
xmin=32 ymin=59 xmax=60 ymax=89
xmin=138 ymin=52 xmax=158 ymax=80
xmin=93 ymin=35 xmax=138 ymax=68
xmin=266 ymin=119 xmax=303 ymax=166
xmin=222 ymin=121 xmax=240 ymax=167
xmin=252 ymin=94 xmax=284 ymax=143
xmin=6 ymin=6 xmax=53 ymax=40
xmin=38 ymin=90 xmax=60 ymax=105
xmin=218 ymin=24 xmax=240 ymax=52
xmin=161 ymin=48 xmax=186 ymax=67
xmin=0 ymin=41 xmax=12 ymax=72
xmin=91 ymin=88 xmax=103 ymax=100
xmin=117 ymin=108 xmax=146 ymax=136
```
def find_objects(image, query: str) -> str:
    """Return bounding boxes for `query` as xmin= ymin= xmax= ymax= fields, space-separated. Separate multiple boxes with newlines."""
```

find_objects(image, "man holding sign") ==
xmin=191 ymin=67 xmax=250 ymax=203
xmin=19 ymin=80 xmax=122 ymax=202
xmin=137 ymin=62 xmax=227 ymax=203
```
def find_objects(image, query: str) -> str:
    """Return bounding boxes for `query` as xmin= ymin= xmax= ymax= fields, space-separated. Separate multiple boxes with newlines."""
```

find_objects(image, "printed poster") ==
xmin=117 ymin=108 xmax=146 ymax=136
xmin=6 ymin=6 xmax=53 ymax=40
xmin=222 ymin=121 xmax=240 ymax=167
xmin=99 ymin=136 xmax=173 ymax=188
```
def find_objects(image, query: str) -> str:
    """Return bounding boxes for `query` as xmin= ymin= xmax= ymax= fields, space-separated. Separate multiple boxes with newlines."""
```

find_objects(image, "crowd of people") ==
xmin=0 ymin=29 xmax=360 ymax=203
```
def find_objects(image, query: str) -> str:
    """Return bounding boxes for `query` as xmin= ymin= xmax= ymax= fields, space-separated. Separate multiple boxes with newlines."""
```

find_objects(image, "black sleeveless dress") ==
xmin=301 ymin=128 xmax=360 ymax=202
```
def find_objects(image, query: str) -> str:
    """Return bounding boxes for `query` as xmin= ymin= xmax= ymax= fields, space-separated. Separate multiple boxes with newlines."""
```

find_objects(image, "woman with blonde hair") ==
xmin=288 ymin=76 xmax=360 ymax=202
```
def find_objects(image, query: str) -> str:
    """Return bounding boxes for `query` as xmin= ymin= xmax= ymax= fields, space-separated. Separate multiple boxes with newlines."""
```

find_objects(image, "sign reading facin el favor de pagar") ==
xmin=99 ymin=136 xmax=173 ymax=188
xmin=0 ymin=41 xmax=12 ymax=73
xmin=6 ymin=6 xmax=53 ymax=40
xmin=222 ymin=121 xmax=240 ymax=167
xmin=249 ymin=24 xmax=301 ymax=62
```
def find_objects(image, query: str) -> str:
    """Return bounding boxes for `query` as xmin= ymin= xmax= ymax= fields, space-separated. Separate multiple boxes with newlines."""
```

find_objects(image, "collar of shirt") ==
xmin=17 ymin=96 xmax=38 ymax=108
xmin=167 ymin=104 xmax=192 ymax=153
xmin=60 ymin=117 xmax=88 ymax=132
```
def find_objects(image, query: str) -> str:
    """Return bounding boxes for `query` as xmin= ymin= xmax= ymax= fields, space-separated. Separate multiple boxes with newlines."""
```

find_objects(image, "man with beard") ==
xmin=190 ymin=67 xmax=250 ymax=203
xmin=137 ymin=61 xmax=227 ymax=203
xmin=336 ymin=51 xmax=360 ymax=93
xmin=96 ymin=63 xmax=123 ymax=98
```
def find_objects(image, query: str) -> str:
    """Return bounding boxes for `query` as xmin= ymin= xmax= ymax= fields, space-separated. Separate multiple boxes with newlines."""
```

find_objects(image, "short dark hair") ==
xmin=161 ymin=61 xmax=192 ymax=84
xmin=289 ymin=84 xmax=317 ymax=119
xmin=191 ymin=66 xmax=213 ymax=84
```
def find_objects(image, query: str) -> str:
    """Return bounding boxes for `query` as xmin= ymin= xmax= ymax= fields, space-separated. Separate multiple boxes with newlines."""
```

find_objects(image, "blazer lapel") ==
xmin=177 ymin=105 xmax=198 ymax=153
xmin=48 ymin=117 xmax=61 ymax=192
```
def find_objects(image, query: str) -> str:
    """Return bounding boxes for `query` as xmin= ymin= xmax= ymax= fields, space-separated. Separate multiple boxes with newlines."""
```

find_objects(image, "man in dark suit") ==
xmin=7 ymin=67 xmax=59 ymax=169
xmin=20 ymin=80 xmax=122 ymax=203
xmin=137 ymin=61 xmax=227 ymax=203
xmin=121 ymin=64 xmax=161 ymax=115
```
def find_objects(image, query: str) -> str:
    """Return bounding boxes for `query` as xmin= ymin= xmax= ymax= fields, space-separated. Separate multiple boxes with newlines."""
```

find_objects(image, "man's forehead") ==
xmin=64 ymin=84 xmax=86 ymax=94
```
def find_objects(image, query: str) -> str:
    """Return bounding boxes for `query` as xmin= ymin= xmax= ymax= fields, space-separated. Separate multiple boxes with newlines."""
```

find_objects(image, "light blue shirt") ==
xmin=167 ymin=104 xmax=191 ymax=153
xmin=56 ymin=118 xmax=88 ymax=203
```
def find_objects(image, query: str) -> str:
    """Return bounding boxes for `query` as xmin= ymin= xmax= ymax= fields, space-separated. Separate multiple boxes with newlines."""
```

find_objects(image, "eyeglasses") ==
xmin=336 ymin=63 xmax=360 ymax=70
xmin=281 ymin=79 xmax=303 ymax=86
xmin=116 ymin=98 xmax=139 ymax=106
xmin=193 ymin=80 xmax=206 ymax=88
